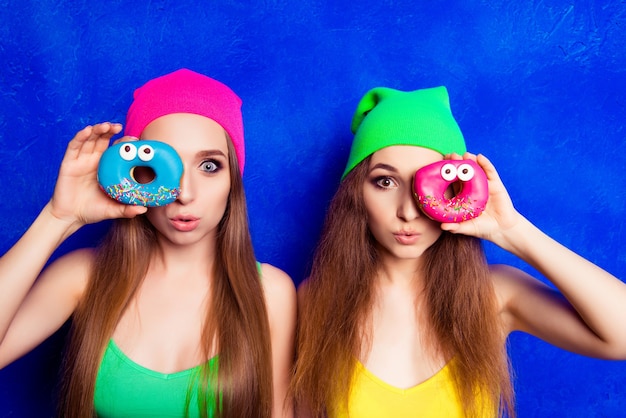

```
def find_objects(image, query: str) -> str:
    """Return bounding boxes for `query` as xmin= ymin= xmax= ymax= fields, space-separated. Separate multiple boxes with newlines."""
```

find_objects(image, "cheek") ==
xmin=206 ymin=182 xmax=231 ymax=214
xmin=423 ymin=221 xmax=443 ymax=242
xmin=365 ymin=205 xmax=393 ymax=244
xmin=216 ymin=182 xmax=231 ymax=204
xmin=144 ymin=206 xmax=166 ymax=227
xmin=364 ymin=197 xmax=386 ymax=229
xmin=363 ymin=187 xmax=391 ymax=217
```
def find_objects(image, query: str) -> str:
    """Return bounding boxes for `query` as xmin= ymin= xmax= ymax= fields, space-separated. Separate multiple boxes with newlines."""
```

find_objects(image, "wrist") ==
xmin=41 ymin=202 xmax=84 ymax=238
xmin=494 ymin=215 xmax=538 ymax=256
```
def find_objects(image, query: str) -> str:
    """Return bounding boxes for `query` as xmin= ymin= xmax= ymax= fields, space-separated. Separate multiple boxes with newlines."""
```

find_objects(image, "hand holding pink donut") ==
xmin=414 ymin=159 xmax=489 ymax=223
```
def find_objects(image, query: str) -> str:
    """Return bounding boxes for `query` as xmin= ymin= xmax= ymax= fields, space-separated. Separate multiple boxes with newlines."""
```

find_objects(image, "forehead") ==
xmin=140 ymin=113 xmax=229 ymax=155
xmin=369 ymin=145 xmax=443 ymax=171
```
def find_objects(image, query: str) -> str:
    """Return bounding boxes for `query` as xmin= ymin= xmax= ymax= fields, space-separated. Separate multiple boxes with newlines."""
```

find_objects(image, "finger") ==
xmin=476 ymin=154 xmax=502 ymax=182
xmin=111 ymin=135 xmax=139 ymax=146
xmin=80 ymin=122 xmax=115 ymax=155
xmin=91 ymin=121 xmax=120 ymax=135
xmin=440 ymin=222 xmax=460 ymax=232
xmin=462 ymin=152 xmax=478 ymax=161
xmin=120 ymin=205 xmax=148 ymax=218
xmin=88 ymin=123 xmax=123 ymax=156
xmin=440 ymin=221 xmax=471 ymax=235
xmin=92 ymin=121 xmax=122 ymax=141
xmin=65 ymin=122 xmax=117 ymax=159
xmin=93 ymin=123 xmax=123 ymax=154
xmin=101 ymin=200 xmax=148 ymax=220
xmin=64 ymin=125 xmax=94 ymax=160
xmin=96 ymin=122 xmax=122 ymax=139
xmin=441 ymin=218 xmax=480 ymax=237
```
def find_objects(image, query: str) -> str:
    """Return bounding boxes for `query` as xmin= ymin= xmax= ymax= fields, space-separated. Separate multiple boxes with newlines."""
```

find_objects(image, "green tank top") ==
xmin=94 ymin=339 xmax=218 ymax=417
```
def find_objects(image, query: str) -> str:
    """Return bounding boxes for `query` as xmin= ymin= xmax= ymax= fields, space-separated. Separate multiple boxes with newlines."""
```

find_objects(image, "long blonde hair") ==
xmin=291 ymin=156 xmax=514 ymax=417
xmin=58 ymin=136 xmax=273 ymax=417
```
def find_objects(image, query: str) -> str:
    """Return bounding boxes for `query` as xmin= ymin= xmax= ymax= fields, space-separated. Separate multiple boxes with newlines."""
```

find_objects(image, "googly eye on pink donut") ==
xmin=413 ymin=159 xmax=488 ymax=223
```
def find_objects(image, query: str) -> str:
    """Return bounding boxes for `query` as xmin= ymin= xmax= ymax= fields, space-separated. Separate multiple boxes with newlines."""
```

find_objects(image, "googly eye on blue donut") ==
xmin=97 ymin=140 xmax=184 ymax=207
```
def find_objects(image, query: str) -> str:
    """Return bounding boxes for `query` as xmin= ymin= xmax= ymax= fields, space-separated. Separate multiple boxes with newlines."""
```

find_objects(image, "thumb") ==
xmin=440 ymin=219 xmax=480 ymax=237
xmin=119 ymin=204 xmax=149 ymax=218
xmin=440 ymin=222 xmax=460 ymax=232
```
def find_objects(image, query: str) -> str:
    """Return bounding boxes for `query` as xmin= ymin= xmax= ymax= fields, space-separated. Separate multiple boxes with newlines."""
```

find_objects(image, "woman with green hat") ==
xmin=291 ymin=86 xmax=626 ymax=417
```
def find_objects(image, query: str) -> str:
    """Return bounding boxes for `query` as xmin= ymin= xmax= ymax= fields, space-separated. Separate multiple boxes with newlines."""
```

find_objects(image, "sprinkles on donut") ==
xmin=97 ymin=68 xmax=247 ymax=206
xmin=97 ymin=140 xmax=184 ymax=207
xmin=414 ymin=159 xmax=489 ymax=223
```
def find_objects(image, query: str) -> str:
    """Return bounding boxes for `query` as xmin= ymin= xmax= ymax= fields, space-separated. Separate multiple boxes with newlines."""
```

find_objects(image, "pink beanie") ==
xmin=125 ymin=68 xmax=245 ymax=174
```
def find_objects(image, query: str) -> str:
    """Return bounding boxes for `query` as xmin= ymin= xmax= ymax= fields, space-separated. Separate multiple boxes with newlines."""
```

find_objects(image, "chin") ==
xmin=382 ymin=245 xmax=428 ymax=261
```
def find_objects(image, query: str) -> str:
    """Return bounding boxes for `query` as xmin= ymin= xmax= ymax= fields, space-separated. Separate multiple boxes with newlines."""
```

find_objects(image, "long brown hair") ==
xmin=292 ymin=156 xmax=514 ymax=417
xmin=58 ymin=135 xmax=273 ymax=417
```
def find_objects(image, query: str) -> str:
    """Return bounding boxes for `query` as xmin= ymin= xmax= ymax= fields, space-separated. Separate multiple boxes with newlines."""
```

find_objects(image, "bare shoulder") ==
xmin=489 ymin=263 xmax=558 ymax=334
xmin=489 ymin=263 xmax=526 ymax=289
xmin=0 ymin=248 xmax=96 ymax=367
xmin=489 ymin=264 xmax=548 ymax=299
xmin=259 ymin=263 xmax=297 ymax=315
xmin=41 ymin=247 xmax=96 ymax=300
xmin=49 ymin=246 xmax=96 ymax=268
xmin=259 ymin=263 xmax=297 ymax=342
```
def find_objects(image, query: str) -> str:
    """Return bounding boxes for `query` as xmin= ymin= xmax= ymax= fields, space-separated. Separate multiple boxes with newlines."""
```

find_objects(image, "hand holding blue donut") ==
xmin=97 ymin=140 xmax=184 ymax=206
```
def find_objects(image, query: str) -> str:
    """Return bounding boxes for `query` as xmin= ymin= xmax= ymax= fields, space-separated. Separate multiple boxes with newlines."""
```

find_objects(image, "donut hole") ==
xmin=445 ymin=181 xmax=463 ymax=199
xmin=131 ymin=166 xmax=156 ymax=184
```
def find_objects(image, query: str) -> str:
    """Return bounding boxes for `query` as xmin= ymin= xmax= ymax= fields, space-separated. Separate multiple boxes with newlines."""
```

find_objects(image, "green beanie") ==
xmin=342 ymin=86 xmax=467 ymax=179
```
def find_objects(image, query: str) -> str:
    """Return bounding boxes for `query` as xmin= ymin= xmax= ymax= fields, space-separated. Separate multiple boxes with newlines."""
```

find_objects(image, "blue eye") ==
xmin=201 ymin=160 xmax=220 ymax=173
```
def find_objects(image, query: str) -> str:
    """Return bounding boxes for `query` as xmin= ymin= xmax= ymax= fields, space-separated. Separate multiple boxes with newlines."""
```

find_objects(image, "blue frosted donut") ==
xmin=97 ymin=140 xmax=184 ymax=206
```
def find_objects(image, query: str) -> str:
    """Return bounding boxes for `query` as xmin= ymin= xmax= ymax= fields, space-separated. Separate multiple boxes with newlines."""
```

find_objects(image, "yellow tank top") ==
xmin=331 ymin=360 xmax=494 ymax=418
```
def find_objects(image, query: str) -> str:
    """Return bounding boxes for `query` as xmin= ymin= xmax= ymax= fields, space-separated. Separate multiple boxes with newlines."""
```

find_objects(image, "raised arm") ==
xmin=443 ymin=153 xmax=626 ymax=359
xmin=0 ymin=123 xmax=146 ymax=368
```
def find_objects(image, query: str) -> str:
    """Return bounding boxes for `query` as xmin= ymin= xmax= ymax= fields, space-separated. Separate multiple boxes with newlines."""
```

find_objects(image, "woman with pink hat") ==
xmin=0 ymin=69 xmax=296 ymax=417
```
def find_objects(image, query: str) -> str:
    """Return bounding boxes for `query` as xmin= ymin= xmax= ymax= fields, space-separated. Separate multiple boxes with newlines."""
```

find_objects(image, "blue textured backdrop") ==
xmin=1 ymin=0 xmax=625 ymax=416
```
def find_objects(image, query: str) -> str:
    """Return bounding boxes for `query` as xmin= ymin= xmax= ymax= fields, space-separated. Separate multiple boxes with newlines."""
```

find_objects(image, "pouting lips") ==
xmin=170 ymin=216 xmax=200 ymax=232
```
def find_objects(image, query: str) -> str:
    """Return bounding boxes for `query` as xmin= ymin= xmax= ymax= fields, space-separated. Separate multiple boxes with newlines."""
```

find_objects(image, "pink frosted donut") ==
xmin=414 ymin=159 xmax=488 ymax=223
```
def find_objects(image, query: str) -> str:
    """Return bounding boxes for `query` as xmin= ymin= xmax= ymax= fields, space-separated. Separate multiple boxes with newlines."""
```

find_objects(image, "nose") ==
xmin=175 ymin=170 xmax=195 ymax=205
xmin=397 ymin=187 xmax=421 ymax=221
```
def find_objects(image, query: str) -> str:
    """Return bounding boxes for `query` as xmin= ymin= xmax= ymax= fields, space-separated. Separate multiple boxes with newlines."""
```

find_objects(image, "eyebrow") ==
xmin=196 ymin=150 xmax=227 ymax=159
xmin=368 ymin=162 xmax=399 ymax=173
